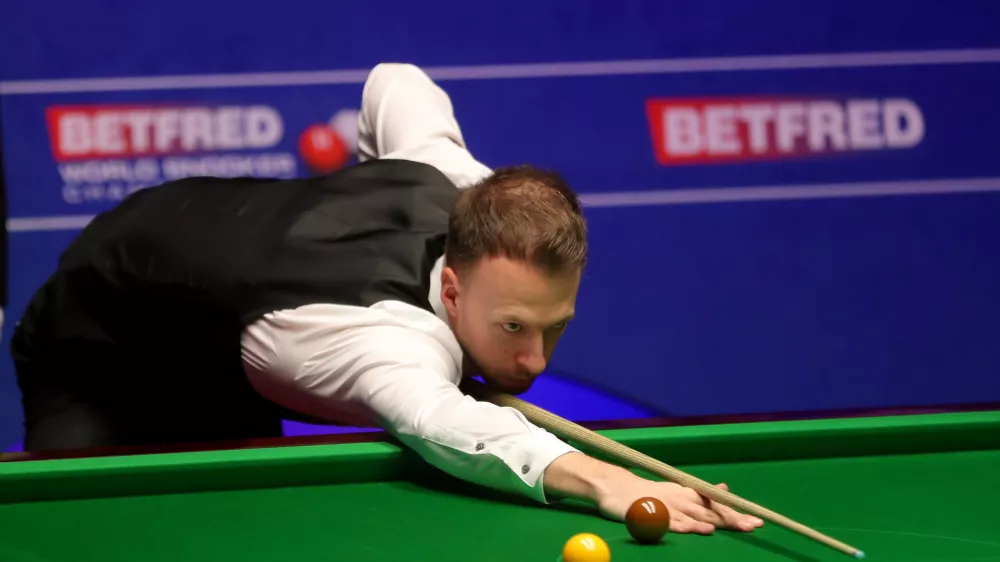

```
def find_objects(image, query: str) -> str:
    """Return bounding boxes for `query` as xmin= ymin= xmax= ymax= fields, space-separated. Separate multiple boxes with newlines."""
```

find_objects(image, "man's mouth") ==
xmin=487 ymin=376 xmax=533 ymax=394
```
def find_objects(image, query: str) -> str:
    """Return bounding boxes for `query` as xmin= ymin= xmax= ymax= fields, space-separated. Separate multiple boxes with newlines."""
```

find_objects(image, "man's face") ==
xmin=441 ymin=257 xmax=580 ymax=394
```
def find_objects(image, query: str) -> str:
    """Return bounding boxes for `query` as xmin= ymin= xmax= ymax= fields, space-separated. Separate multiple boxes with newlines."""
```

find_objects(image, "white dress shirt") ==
xmin=240 ymin=63 xmax=578 ymax=503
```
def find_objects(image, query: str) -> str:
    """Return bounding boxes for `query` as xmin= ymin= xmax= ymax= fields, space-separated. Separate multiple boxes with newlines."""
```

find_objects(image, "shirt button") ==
xmin=475 ymin=443 xmax=484 ymax=451
xmin=521 ymin=464 xmax=530 ymax=474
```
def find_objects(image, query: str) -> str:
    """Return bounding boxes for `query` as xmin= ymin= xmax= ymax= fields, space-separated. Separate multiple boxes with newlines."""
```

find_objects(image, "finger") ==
xmin=677 ymin=502 xmax=728 ymax=528
xmin=712 ymin=501 xmax=763 ymax=531
xmin=678 ymin=484 xmax=731 ymax=527
xmin=705 ymin=502 xmax=760 ymax=531
xmin=684 ymin=486 xmax=707 ymax=504
xmin=708 ymin=483 xmax=765 ymax=531
xmin=670 ymin=511 xmax=715 ymax=535
xmin=692 ymin=482 xmax=726 ymax=507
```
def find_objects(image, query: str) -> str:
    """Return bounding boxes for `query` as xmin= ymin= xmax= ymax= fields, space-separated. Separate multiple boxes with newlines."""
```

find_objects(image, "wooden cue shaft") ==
xmin=461 ymin=379 xmax=864 ymax=558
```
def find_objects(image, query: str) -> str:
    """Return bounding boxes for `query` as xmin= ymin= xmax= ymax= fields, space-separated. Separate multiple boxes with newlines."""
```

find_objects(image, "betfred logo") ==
xmin=646 ymin=97 xmax=925 ymax=165
xmin=46 ymin=104 xmax=284 ymax=162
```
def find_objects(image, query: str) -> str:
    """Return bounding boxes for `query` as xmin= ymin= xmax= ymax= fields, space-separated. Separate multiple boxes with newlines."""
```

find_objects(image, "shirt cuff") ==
xmin=489 ymin=430 xmax=580 ymax=503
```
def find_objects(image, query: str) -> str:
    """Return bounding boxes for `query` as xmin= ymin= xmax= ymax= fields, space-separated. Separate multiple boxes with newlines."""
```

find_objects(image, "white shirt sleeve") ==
xmin=239 ymin=62 xmax=578 ymax=503
xmin=241 ymin=302 xmax=577 ymax=503
xmin=356 ymin=62 xmax=493 ymax=189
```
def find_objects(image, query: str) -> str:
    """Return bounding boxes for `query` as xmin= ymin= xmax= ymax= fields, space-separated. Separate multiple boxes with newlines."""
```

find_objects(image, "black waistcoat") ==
xmin=13 ymin=158 xmax=459 ymax=386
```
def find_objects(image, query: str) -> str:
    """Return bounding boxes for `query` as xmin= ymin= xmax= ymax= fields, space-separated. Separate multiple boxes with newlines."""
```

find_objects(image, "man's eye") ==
xmin=551 ymin=321 xmax=567 ymax=331
xmin=502 ymin=323 xmax=522 ymax=333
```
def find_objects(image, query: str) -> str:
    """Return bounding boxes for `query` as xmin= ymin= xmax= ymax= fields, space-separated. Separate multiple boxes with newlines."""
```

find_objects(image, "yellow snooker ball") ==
xmin=562 ymin=533 xmax=611 ymax=562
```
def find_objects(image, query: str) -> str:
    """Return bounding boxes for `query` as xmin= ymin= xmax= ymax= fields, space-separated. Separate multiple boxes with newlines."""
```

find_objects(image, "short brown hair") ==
xmin=446 ymin=165 xmax=588 ymax=274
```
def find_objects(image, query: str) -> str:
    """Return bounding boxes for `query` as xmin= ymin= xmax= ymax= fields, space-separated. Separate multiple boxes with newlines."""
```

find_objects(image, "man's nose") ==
xmin=517 ymin=341 xmax=547 ymax=376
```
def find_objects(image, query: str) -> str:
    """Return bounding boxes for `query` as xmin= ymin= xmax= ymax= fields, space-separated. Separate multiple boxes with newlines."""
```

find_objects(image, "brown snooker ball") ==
xmin=625 ymin=497 xmax=671 ymax=544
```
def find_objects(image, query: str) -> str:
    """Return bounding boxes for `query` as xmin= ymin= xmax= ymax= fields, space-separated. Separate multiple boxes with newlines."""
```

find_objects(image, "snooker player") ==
xmin=11 ymin=63 xmax=763 ymax=535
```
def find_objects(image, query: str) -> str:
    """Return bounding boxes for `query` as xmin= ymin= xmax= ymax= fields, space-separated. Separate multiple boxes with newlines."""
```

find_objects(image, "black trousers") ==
xmin=9 ymin=221 xmax=291 ymax=453
xmin=12 ymin=325 xmax=284 ymax=453
xmin=14 ymin=361 xmax=284 ymax=452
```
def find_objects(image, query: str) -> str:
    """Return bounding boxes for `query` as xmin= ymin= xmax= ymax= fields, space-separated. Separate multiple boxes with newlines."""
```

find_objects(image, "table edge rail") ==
xmin=1 ymin=410 xmax=998 ymax=504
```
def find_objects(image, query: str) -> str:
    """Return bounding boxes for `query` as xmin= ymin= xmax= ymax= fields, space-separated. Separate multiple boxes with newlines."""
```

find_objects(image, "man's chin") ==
xmin=484 ymin=376 xmax=534 ymax=395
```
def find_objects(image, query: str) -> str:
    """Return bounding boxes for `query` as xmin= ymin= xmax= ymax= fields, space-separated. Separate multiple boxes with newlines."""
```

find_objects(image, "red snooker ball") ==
xmin=625 ymin=497 xmax=671 ymax=544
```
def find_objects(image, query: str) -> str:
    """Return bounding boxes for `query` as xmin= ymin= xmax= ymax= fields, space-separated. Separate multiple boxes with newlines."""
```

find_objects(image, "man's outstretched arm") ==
xmin=242 ymin=310 xmax=762 ymax=534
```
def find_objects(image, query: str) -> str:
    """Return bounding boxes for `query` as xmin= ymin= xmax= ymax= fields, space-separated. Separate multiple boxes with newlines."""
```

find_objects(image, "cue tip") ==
xmin=855 ymin=551 xmax=866 ymax=559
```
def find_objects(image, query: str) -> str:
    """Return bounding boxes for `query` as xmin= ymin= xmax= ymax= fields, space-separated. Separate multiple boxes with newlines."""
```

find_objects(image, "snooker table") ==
xmin=1 ymin=406 xmax=998 ymax=562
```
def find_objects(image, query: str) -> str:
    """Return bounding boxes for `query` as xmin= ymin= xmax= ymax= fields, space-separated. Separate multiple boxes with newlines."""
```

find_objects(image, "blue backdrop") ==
xmin=2 ymin=0 xmax=999 ymax=451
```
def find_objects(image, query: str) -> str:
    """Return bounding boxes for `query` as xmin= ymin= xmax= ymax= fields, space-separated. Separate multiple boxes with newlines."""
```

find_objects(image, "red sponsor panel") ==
xmin=646 ymin=97 xmax=924 ymax=165
xmin=46 ymin=105 xmax=285 ymax=162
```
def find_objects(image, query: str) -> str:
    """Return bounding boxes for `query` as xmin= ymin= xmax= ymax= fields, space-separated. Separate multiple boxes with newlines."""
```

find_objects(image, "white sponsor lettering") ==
xmin=704 ymin=105 xmax=741 ymax=154
xmin=93 ymin=112 xmax=125 ymax=153
xmin=660 ymin=98 xmax=924 ymax=158
xmin=847 ymin=100 xmax=883 ymax=149
xmin=739 ymin=104 xmax=773 ymax=153
xmin=63 ymin=182 xmax=153 ymax=205
xmin=58 ymin=159 xmax=161 ymax=183
xmin=664 ymin=108 xmax=701 ymax=156
xmin=882 ymin=98 xmax=924 ymax=147
xmin=54 ymin=106 xmax=284 ymax=157
xmin=59 ymin=153 xmax=297 ymax=204
xmin=124 ymin=111 xmax=154 ymax=152
xmin=59 ymin=114 xmax=92 ymax=156
xmin=161 ymin=153 xmax=297 ymax=180
xmin=775 ymin=102 xmax=807 ymax=152
xmin=807 ymin=101 xmax=847 ymax=151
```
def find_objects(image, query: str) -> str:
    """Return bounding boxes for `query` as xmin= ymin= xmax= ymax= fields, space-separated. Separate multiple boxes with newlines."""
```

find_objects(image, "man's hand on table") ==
xmin=597 ymin=475 xmax=765 ymax=534
xmin=544 ymin=452 xmax=764 ymax=534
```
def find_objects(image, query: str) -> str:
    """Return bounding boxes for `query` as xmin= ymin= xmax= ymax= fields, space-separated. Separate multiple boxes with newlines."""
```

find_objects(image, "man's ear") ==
xmin=440 ymin=265 xmax=460 ymax=314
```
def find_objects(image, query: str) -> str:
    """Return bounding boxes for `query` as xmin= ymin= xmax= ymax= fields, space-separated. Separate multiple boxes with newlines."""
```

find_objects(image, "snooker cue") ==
xmin=460 ymin=379 xmax=865 ymax=559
